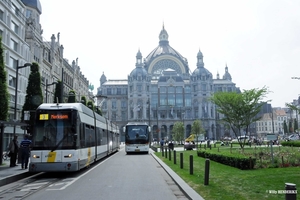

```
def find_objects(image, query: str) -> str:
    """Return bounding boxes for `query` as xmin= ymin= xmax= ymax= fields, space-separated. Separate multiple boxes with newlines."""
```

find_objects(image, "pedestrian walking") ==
xmin=160 ymin=138 xmax=164 ymax=152
xmin=8 ymin=135 xmax=19 ymax=167
xmin=20 ymin=134 xmax=32 ymax=169
xmin=160 ymin=138 xmax=164 ymax=146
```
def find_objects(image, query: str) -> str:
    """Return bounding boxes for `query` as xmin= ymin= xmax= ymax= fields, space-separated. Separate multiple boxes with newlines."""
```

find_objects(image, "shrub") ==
xmin=197 ymin=150 xmax=256 ymax=170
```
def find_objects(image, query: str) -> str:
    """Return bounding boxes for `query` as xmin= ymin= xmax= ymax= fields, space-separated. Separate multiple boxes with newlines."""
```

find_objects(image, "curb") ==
xmin=0 ymin=172 xmax=32 ymax=187
xmin=151 ymin=152 xmax=205 ymax=200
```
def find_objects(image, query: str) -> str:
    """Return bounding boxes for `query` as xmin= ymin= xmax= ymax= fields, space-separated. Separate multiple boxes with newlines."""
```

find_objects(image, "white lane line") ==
xmin=46 ymin=151 xmax=120 ymax=190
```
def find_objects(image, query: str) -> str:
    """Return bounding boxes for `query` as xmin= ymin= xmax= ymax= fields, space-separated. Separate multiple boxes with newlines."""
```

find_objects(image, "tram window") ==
xmin=62 ymin=126 xmax=75 ymax=147
xmin=90 ymin=126 xmax=95 ymax=146
xmin=85 ymin=125 xmax=91 ymax=147
xmin=80 ymin=123 xmax=85 ymax=147
xmin=97 ymin=128 xmax=101 ymax=145
xmin=102 ymin=129 xmax=107 ymax=145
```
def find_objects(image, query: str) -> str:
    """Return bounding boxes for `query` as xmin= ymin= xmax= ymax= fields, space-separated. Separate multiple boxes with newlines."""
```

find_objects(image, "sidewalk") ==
xmin=150 ymin=148 xmax=204 ymax=200
xmin=0 ymin=158 xmax=31 ymax=187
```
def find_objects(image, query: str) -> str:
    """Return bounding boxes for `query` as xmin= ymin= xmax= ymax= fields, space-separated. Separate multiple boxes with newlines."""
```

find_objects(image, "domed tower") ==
xmin=128 ymin=50 xmax=148 ymax=81
xmin=223 ymin=64 xmax=232 ymax=81
xmin=191 ymin=50 xmax=214 ymax=134
xmin=96 ymin=72 xmax=107 ymax=97
xmin=100 ymin=72 xmax=107 ymax=86
xmin=128 ymin=50 xmax=151 ymax=121
xmin=191 ymin=49 xmax=212 ymax=81
xmin=143 ymin=25 xmax=190 ymax=80
xmin=216 ymin=71 xmax=220 ymax=79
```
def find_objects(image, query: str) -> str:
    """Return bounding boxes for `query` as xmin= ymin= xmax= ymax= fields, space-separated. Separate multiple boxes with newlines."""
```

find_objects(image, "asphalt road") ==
xmin=5 ymin=147 xmax=190 ymax=200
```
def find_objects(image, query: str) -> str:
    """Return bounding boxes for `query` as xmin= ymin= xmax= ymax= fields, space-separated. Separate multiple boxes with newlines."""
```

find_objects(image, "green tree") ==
xmin=288 ymin=120 xmax=293 ymax=133
xmin=283 ymin=120 xmax=288 ymax=135
xmin=285 ymin=103 xmax=300 ymax=115
xmin=191 ymin=120 xmax=205 ymax=149
xmin=95 ymin=106 xmax=102 ymax=116
xmin=22 ymin=63 xmax=43 ymax=133
xmin=285 ymin=103 xmax=300 ymax=136
xmin=87 ymin=100 xmax=94 ymax=111
xmin=209 ymin=87 xmax=269 ymax=149
xmin=0 ymin=37 xmax=9 ymax=121
xmin=81 ymin=96 xmax=87 ymax=106
xmin=224 ymin=123 xmax=231 ymax=136
xmin=54 ymin=80 xmax=63 ymax=103
xmin=172 ymin=122 xmax=184 ymax=144
xmin=294 ymin=118 xmax=298 ymax=132
xmin=67 ymin=90 xmax=76 ymax=103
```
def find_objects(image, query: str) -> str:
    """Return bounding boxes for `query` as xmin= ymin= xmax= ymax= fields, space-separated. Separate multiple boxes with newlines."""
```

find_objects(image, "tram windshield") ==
xmin=125 ymin=125 xmax=149 ymax=144
xmin=32 ymin=110 xmax=78 ymax=150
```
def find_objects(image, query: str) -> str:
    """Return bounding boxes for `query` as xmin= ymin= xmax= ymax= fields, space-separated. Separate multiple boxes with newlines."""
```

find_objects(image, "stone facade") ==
xmin=0 ymin=0 xmax=92 ymax=140
xmin=98 ymin=26 xmax=240 ymax=142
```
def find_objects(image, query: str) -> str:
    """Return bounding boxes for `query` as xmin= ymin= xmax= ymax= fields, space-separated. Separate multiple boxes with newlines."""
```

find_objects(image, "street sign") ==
xmin=267 ymin=134 xmax=277 ymax=141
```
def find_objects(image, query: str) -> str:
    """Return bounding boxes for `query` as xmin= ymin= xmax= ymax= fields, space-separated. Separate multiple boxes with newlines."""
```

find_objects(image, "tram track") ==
xmin=0 ymin=151 xmax=119 ymax=199
xmin=0 ymin=173 xmax=60 ymax=199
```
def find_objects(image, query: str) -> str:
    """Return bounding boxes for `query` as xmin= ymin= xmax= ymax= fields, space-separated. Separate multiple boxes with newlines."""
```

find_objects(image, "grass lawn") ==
xmin=154 ymin=149 xmax=300 ymax=200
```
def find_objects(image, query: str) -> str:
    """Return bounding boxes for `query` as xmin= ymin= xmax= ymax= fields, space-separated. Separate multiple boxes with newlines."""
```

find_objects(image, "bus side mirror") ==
xmin=123 ymin=127 xmax=126 ymax=133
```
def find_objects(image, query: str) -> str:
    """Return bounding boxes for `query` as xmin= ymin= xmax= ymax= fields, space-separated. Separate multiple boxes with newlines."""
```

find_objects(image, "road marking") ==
xmin=21 ymin=181 xmax=51 ymax=191
xmin=46 ymin=151 xmax=119 ymax=190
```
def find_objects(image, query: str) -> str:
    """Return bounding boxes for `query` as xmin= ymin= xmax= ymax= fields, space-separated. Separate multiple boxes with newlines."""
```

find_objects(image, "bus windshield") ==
xmin=125 ymin=125 xmax=149 ymax=144
xmin=32 ymin=110 xmax=77 ymax=150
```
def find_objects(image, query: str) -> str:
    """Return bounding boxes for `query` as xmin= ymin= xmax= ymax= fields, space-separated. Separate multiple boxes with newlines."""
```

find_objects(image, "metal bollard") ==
xmin=285 ymin=183 xmax=297 ymax=200
xmin=165 ymin=148 xmax=167 ymax=158
xmin=204 ymin=159 xmax=210 ymax=185
xmin=174 ymin=150 xmax=176 ymax=164
xmin=189 ymin=155 xmax=193 ymax=175
xmin=180 ymin=153 xmax=183 ymax=169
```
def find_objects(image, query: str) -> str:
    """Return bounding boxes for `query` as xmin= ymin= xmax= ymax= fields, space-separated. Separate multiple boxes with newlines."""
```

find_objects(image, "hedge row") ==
xmin=281 ymin=141 xmax=300 ymax=147
xmin=197 ymin=151 xmax=256 ymax=170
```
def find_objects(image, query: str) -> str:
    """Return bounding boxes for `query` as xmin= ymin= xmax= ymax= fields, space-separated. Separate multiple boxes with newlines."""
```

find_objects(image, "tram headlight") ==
xmin=32 ymin=154 xmax=40 ymax=158
xmin=64 ymin=154 xmax=72 ymax=158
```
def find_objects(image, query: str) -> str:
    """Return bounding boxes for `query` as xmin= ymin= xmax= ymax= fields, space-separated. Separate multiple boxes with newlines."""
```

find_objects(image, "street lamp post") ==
xmin=156 ymin=103 xmax=160 ymax=141
xmin=147 ymin=99 xmax=151 ymax=146
xmin=13 ymin=60 xmax=32 ymax=136
xmin=182 ymin=113 xmax=185 ymax=137
xmin=45 ymin=79 xmax=58 ymax=103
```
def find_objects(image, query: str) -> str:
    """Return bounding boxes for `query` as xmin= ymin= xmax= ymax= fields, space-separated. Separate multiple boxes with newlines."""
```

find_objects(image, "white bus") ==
xmin=123 ymin=122 xmax=151 ymax=154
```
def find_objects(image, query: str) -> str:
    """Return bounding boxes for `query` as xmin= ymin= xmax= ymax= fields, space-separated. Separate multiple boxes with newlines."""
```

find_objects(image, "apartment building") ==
xmin=0 ymin=0 xmax=91 ymax=145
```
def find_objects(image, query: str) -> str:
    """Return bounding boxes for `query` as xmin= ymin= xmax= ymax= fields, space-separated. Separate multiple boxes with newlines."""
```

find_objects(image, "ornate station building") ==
xmin=97 ymin=25 xmax=240 ymax=142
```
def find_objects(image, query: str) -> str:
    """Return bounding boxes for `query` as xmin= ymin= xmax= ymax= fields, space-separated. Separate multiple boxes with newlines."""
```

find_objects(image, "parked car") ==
xmin=223 ymin=137 xmax=232 ymax=141
xmin=184 ymin=142 xmax=195 ymax=150
xmin=237 ymin=136 xmax=249 ymax=141
xmin=286 ymin=134 xmax=300 ymax=141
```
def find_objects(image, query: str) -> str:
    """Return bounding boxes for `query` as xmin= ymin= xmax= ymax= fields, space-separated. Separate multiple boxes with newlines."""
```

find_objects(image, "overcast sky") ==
xmin=38 ymin=0 xmax=300 ymax=108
